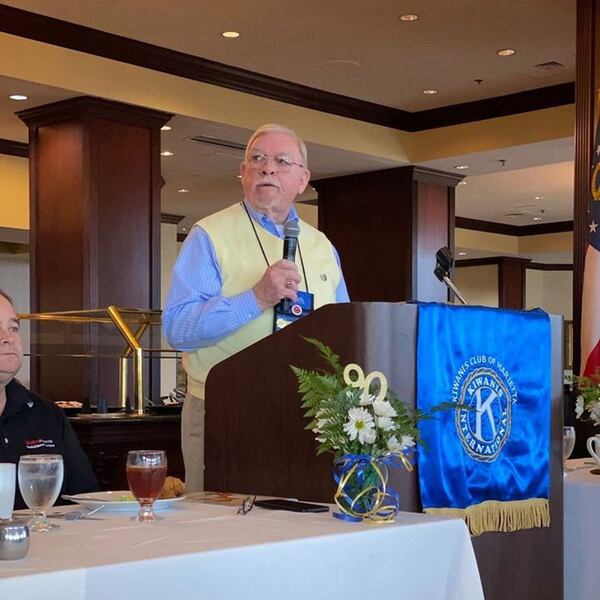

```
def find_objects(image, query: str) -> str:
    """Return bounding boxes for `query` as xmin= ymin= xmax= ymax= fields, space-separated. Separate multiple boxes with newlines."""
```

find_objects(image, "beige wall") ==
xmin=455 ymin=263 xmax=572 ymax=318
xmin=519 ymin=232 xmax=573 ymax=256
xmin=160 ymin=222 xmax=179 ymax=396
xmin=296 ymin=203 xmax=318 ymax=228
xmin=525 ymin=268 xmax=573 ymax=319
xmin=0 ymin=155 xmax=28 ymax=230
xmin=455 ymin=265 xmax=499 ymax=307
xmin=456 ymin=228 xmax=573 ymax=258
xmin=0 ymin=252 xmax=30 ymax=386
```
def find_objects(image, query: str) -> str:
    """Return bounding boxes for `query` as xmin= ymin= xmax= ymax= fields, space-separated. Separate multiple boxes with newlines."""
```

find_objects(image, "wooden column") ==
xmin=313 ymin=166 xmax=460 ymax=302
xmin=574 ymin=0 xmax=598 ymax=372
xmin=498 ymin=257 xmax=531 ymax=309
xmin=18 ymin=96 xmax=171 ymax=405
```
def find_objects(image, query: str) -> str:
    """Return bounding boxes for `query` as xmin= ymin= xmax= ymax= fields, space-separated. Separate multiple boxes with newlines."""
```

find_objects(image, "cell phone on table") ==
xmin=254 ymin=498 xmax=329 ymax=513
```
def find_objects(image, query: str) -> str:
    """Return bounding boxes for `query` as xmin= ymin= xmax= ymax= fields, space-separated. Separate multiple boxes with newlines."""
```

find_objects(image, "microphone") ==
xmin=281 ymin=220 xmax=301 ymax=312
xmin=434 ymin=247 xmax=468 ymax=305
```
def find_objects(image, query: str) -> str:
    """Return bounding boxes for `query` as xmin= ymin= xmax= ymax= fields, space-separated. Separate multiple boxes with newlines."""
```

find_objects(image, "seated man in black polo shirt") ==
xmin=0 ymin=289 xmax=98 ymax=509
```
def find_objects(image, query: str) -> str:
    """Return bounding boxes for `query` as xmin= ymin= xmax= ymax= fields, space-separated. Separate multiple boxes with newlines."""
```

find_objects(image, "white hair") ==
xmin=245 ymin=123 xmax=308 ymax=168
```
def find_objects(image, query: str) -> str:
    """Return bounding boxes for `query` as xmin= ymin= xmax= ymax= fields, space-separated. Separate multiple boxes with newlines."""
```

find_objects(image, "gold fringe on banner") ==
xmin=425 ymin=498 xmax=550 ymax=536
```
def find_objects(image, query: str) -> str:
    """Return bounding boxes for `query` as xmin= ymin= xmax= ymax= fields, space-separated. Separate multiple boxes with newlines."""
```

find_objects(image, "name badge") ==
xmin=273 ymin=291 xmax=314 ymax=332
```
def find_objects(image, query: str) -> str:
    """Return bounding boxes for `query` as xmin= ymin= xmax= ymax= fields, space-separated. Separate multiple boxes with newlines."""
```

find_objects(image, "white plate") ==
xmin=62 ymin=491 xmax=186 ymax=512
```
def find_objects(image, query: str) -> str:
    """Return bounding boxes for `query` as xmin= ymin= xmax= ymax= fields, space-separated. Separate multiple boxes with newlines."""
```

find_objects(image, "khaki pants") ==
xmin=181 ymin=393 xmax=205 ymax=492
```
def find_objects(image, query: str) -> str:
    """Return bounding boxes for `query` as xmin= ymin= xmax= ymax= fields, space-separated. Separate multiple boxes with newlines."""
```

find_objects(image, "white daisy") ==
xmin=386 ymin=434 xmax=415 ymax=453
xmin=343 ymin=407 xmax=376 ymax=444
xmin=359 ymin=393 xmax=376 ymax=406
xmin=373 ymin=397 xmax=397 ymax=417
xmin=386 ymin=435 xmax=401 ymax=453
xmin=362 ymin=427 xmax=377 ymax=444
xmin=376 ymin=416 xmax=395 ymax=431
xmin=399 ymin=435 xmax=416 ymax=450
xmin=590 ymin=401 xmax=600 ymax=425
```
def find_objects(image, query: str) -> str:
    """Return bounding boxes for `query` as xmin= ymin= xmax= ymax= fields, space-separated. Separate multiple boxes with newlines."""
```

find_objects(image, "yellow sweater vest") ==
xmin=184 ymin=202 xmax=341 ymax=399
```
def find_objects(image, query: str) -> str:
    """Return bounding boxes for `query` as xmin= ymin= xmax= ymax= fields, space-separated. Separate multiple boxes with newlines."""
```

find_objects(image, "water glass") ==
xmin=18 ymin=455 xmax=64 ymax=532
xmin=0 ymin=464 xmax=16 ymax=520
xmin=563 ymin=426 xmax=576 ymax=466
xmin=126 ymin=450 xmax=167 ymax=523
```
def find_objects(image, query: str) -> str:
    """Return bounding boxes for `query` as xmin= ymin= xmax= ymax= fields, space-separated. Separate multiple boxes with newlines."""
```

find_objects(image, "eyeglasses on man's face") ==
xmin=247 ymin=152 xmax=304 ymax=173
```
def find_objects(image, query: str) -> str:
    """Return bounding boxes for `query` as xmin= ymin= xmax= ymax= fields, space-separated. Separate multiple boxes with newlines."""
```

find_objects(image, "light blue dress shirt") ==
xmin=163 ymin=202 xmax=350 ymax=351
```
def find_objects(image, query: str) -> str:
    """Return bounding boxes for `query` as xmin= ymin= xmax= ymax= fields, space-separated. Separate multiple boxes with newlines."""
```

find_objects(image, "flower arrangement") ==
xmin=571 ymin=370 xmax=600 ymax=426
xmin=291 ymin=338 xmax=444 ymax=522
xmin=291 ymin=338 xmax=421 ymax=461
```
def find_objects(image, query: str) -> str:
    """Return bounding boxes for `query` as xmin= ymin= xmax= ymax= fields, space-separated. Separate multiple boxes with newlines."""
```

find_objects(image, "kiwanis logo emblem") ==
xmin=452 ymin=356 xmax=517 ymax=462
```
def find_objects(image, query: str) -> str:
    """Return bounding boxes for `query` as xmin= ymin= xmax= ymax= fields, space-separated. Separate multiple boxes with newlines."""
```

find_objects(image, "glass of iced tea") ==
xmin=126 ymin=450 xmax=167 ymax=523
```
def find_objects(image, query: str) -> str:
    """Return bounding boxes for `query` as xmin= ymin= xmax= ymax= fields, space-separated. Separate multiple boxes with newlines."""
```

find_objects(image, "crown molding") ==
xmin=457 ymin=257 xmax=572 ymax=270
xmin=527 ymin=262 xmax=573 ymax=270
xmin=0 ymin=138 xmax=28 ymax=157
xmin=160 ymin=213 xmax=185 ymax=225
xmin=414 ymin=83 xmax=574 ymax=130
xmin=17 ymin=96 xmax=171 ymax=129
xmin=456 ymin=217 xmax=573 ymax=237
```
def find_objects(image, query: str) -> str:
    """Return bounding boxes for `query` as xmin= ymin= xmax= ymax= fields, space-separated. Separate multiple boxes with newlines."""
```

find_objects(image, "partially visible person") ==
xmin=0 ymin=289 xmax=98 ymax=509
xmin=164 ymin=123 xmax=349 ymax=491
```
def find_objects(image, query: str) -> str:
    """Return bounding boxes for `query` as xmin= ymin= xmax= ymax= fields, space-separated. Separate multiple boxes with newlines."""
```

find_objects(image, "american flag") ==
xmin=581 ymin=129 xmax=600 ymax=376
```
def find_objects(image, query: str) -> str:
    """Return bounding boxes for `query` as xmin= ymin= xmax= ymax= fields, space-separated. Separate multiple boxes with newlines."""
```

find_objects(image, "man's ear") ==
xmin=297 ymin=169 xmax=311 ymax=195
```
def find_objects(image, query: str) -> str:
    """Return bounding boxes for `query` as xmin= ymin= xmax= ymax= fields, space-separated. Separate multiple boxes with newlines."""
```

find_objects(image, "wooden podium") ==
xmin=205 ymin=302 xmax=563 ymax=600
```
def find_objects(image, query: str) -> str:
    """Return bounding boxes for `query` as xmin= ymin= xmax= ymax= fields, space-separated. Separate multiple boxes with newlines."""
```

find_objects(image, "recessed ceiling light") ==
xmin=399 ymin=14 xmax=419 ymax=22
xmin=533 ymin=217 xmax=543 ymax=221
xmin=177 ymin=188 xmax=190 ymax=193
xmin=160 ymin=151 xmax=174 ymax=157
xmin=222 ymin=31 xmax=240 ymax=38
xmin=454 ymin=164 xmax=469 ymax=170
xmin=422 ymin=89 xmax=438 ymax=95
xmin=458 ymin=180 xmax=467 ymax=186
xmin=236 ymin=174 xmax=242 ymax=179
xmin=9 ymin=94 xmax=28 ymax=101
xmin=458 ymin=251 xmax=467 ymax=256
xmin=322 ymin=59 xmax=361 ymax=68
xmin=161 ymin=125 xmax=172 ymax=131
xmin=496 ymin=48 xmax=516 ymax=57
xmin=534 ymin=195 xmax=544 ymax=200
xmin=182 ymin=227 xmax=188 ymax=232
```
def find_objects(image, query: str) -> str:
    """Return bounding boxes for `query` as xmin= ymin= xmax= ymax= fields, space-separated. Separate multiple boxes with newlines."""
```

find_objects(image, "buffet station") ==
xmin=18 ymin=306 xmax=184 ymax=489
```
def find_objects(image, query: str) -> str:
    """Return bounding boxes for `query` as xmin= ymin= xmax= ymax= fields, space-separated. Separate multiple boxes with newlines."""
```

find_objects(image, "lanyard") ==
xmin=242 ymin=202 xmax=309 ymax=293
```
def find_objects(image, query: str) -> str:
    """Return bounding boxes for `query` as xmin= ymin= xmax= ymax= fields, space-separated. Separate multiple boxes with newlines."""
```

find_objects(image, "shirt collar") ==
xmin=2 ymin=379 xmax=32 ymax=419
xmin=242 ymin=200 xmax=299 ymax=239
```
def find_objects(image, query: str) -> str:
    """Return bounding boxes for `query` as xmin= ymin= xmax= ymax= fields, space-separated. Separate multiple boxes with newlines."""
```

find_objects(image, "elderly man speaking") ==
xmin=163 ymin=123 xmax=349 ymax=491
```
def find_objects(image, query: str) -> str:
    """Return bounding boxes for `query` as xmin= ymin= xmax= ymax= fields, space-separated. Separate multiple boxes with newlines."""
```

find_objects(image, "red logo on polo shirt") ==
xmin=24 ymin=439 xmax=56 ymax=450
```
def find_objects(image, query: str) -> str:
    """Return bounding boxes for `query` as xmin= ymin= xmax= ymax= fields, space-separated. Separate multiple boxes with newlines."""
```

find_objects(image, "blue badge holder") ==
xmin=273 ymin=290 xmax=314 ymax=332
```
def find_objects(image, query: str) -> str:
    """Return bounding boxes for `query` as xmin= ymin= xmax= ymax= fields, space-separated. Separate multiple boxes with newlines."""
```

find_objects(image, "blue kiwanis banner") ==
xmin=417 ymin=303 xmax=551 ymax=535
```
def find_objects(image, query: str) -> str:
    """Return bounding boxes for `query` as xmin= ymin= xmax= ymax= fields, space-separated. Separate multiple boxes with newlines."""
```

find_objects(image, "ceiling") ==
xmin=0 ymin=1 xmax=577 ymax=251
xmin=1 ymin=0 xmax=576 ymax=111
xmin=423 ymin=138 xmax=575 ymax=225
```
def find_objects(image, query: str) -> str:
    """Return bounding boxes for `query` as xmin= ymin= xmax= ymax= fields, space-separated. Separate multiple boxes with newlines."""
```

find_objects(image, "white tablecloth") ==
xmin=564 ymin=458 xmax=600 ymax=600
xmin=0 ymin=500 xmax=483 ymax=600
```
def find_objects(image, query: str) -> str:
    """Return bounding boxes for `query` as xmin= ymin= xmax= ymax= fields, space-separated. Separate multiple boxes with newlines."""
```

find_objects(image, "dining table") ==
xmin=564 ymin=458 xmax=600 ymax=600
xmin=0 ymin=493 xmax=484 ymax=600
